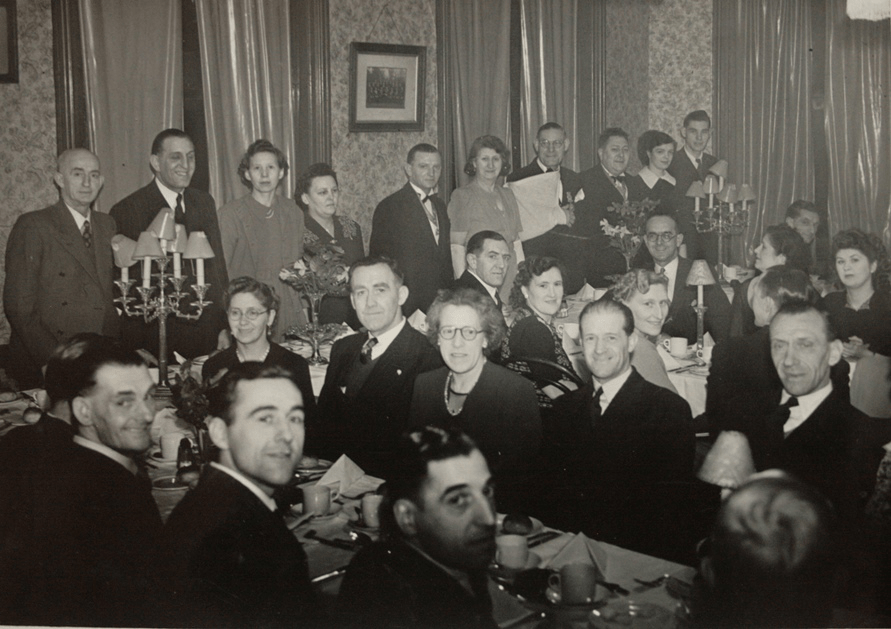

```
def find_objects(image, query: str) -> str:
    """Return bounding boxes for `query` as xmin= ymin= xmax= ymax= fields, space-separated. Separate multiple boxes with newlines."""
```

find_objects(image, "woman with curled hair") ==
xmin=218 ymin=139 xmax=306 ymax=338
xmin=501 ymin=256 xmax=577 ymax=406
xmin=448 ymin=136 xmax=524 ymax=302
xmin=410 ymin=287 xmax=540 ymax=512
xmin=295 ymin=163 xmax=364 ymax=327
xmin=202 ymin=276 xmax=316 ymax=419
xmin=610 ymin=269 xmax=678 ymax=394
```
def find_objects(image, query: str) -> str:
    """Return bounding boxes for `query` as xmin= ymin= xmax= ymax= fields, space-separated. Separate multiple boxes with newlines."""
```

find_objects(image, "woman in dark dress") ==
xmin=630 ymin=130 xmax=679 ymax=267
xmin=203 ymin=277 xmax=316 ymax=419
xmin=295 ymin=163 xmax=364 ymax=328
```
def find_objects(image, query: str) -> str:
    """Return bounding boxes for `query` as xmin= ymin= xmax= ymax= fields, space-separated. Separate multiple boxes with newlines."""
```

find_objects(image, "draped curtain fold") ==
xmin=195 ymin=0 xmax=296 ymax=206
xmin=824 ymin=0 xmax=891 ymax=241
xmin=80 ymin=0 xmax=182 ymax=212
xmin=714 ymin=0 xmax=814 ymax=264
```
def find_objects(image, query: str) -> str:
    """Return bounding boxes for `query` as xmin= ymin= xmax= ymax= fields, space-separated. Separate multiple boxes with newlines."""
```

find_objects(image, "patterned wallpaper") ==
xmin=0 ymin=0 xmax=57 ymax=344
xmin=328 ymin=0 xmax=438 ymax=249
xmin=648 ymin=0 xmax=714 ymax=147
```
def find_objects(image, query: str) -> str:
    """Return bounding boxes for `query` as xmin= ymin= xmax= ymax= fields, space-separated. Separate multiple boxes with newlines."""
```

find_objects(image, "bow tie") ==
xmin=420 ymin=195 xmax=432 ymax=205
xmin=610 ymin=175 xmax=626 ymax=184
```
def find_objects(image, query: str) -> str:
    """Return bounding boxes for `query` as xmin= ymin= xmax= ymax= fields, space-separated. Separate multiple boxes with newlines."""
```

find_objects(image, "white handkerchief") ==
xmin=407 ymin=309 xmax=428 ymax=333
xmin=508 ymin=172 xmax=564 ymax=241
xmin=544 ymin=532 xmax=609 ymax=574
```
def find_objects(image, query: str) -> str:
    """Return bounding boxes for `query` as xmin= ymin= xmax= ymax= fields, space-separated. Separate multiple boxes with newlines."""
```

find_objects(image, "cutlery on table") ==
xmin=311 ymin=566 xmax=350 ymax=584
xmin=527 ymin=531 xmax=561 ymax=548
xmin=597 ymin=579 xmax=630 ymax=596
xmin=633 ymin=573 xmax=669 ymax=590
xmin=304 ymin=529 xmax=358 ymax=551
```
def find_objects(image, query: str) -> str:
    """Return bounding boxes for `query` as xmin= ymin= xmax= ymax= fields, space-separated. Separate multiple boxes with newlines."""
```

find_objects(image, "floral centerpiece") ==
xmin=600 ymin=197 xmax=660 ymax=272
xmin=170 ymin=363 xmax=227 ymax=471
xmin=279 ymin=243 xmax=350 ymax=365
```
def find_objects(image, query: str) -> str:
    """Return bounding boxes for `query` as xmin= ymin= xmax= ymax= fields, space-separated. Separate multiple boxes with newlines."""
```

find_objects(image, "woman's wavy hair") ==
xmin=831 ymin=228 xmax=891 ymax=293
xmin=463 ymin=135 xmax=511 ymax=177
xmin=763 ymin=224 xmax=811 ymax=274
xmin=508 ymin=256 xmax=567 ymax=310
xmin=294 ymin=162 xmax=338 ymax=211
xmin=609 ymin=268 xmax=669 ymax=304
xmin=237 ymin=139 xmax=289 ymax=190
xmin=224 ymin=276 xmax=280 ymax=335
xmin=637 ymin=130 xmax=676 ymax=166
xmin=425 ymin=287 xmax=506 ymax=357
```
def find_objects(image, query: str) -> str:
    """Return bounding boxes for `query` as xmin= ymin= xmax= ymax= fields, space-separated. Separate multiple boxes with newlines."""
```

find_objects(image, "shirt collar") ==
xmin=65 ymin=203 xmax=90 ymax=230
xmin=684 ymin=146 xmax=703 ymax=166
xmin=845 ymin=293 xmax=873 ymax=311
xmin=781 ymin=381 xmax=834 ymax=425
xmin=72 ymin=435 xmax=139 ymax=475
xmin=536 ymin=158 xmax=559 ymax=174
xmin=369 ymin=317 xmax=407 ymax=360
xmin=601 ymin=164 xmax=624 ymax=180
xmin=408 ymin=181 xmax=436 ymax=199
xmin=658 ymin=255 xmax=680 ymax=276
xmin=593 ymin=365 xmax=634 ymax=410
xmin=638 ymin=165 xmax=676 ymax=188
xmin=210 ymin=462 xmax=278 ymax=512
xmin=154 ymin=178 xmax=184 ymax=213
xmin=469 ymin=270 xmax=499 ymax=300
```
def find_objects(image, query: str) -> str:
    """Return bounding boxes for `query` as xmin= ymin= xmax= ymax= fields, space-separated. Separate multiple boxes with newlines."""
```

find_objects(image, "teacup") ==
xmin=361 ymin=494 xmax=384 ymax=529
xmin=496 ymin=534 xmax=529 ymax=570
xmin=661 ymin=337 xmax=689 ymax=358
xmin=161 ymin=431 xmax=186 ymax=460
xmin=302 ymin=484 xmax=340 ymax=516
xmin=548 ymin=563 xmax=599 ymax=605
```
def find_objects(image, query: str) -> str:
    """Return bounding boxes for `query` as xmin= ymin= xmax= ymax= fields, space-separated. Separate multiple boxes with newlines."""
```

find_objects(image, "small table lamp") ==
xmin=686 ymin=259 xmax=716 ymax=355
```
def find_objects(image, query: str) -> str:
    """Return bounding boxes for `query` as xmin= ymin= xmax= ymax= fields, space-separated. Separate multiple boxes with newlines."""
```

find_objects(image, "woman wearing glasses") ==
xmin=410 ymin=287 xmax=540 ymax=511
xmin=203 ymin=277 xmax=316 ymax=416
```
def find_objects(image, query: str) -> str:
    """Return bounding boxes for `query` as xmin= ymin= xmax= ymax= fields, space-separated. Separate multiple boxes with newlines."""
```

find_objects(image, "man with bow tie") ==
xmin=370 ymin=144 xmax=452 ymax=316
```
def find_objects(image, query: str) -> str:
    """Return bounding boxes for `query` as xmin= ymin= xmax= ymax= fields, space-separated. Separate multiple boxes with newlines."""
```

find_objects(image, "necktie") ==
xmin=545 ymin=167 xmax=556 ymax=173
xmin=174 ymin=193 xmax=185 ymax=225
xmin=81 ymin=220 xmax=92 ymax=249
xmin=360 ymin=336 xmax=378 ymax=364
xmin=695 ymin=157 xmax=703 ymax=176
xmin=770 ymin=396 xmax=799 ymax=433
xmin=658 ymin=266 xmax=666 ymax=275
xmin=590 ymin=387 xmax=603 ymax=426
xmin=420 ymin=195 xmax=439 ymax=241
xmin=610 ymin=174 xmax=627 ymax=201
xmin=610 ymin=175 xmax=626 ymax=184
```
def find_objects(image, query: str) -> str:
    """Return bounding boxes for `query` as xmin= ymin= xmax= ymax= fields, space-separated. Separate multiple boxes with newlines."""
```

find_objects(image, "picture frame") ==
xmin=0 ymin=0 xmax=17 ymax=84
xmin=349 ymin=42 xmax=425 ymax=133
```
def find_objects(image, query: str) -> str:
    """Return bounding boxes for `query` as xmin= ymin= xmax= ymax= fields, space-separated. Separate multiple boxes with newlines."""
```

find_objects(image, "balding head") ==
xmin=54 ymin=149 xmax=104 ymax=214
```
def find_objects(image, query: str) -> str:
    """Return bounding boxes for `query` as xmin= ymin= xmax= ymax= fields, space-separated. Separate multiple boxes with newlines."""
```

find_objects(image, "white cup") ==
xmin=496 ymin=534 xmax=529 ymax=569
xmin=548 ymin=563 xmax=599 ymax=605
xmin=361 ymin=494 xmax=383 ymax=529
xmin=302 ymin=484 xmax=340 ymax=516
xmin=661 ymin=337 xmax=688 ymax=357
xmin=160 ymin=431 xmax=185 ymax=460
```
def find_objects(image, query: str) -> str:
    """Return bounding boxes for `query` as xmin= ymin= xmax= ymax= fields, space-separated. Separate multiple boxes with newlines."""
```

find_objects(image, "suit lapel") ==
xmin=667 ymin=257 xmax=691 ymax=318
xmin=357 ymin=325 xmax=414 ymax=398
xmin=50 ymin=203 xmax=101 ymax=286
xmin=402 ymin=183 xmax=440 ymax=249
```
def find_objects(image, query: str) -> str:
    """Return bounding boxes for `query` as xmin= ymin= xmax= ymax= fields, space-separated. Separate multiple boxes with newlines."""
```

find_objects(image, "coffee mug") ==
xmin=496 ymin=534 xmax=529 ymax=569
xmin=661 ymin=337 xmax=688 ymax=357
xmin=361 ymin=494 xmax=384 ymax=529
xmin=548 ymin=563 xmax=599 ymax=605
xmin=697 ymin=345 xmax=714 ymax=364
xmin=161 ymin=431 xmax=185 ymax=460
xmin=302 ymin=484 xmax=340 ymax=516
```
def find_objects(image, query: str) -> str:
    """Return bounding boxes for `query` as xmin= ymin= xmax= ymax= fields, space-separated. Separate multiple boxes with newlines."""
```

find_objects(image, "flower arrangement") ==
xmin=279 ymin=242 xmax=350 ymax=299
xmin=600 ymin=197 xmax=660 ymax=271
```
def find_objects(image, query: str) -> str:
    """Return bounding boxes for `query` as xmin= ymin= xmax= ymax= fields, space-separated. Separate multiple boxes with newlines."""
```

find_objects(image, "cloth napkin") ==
xmin=541 ymin=532 xmax=609 ymax=575
xmin=697 ymin=430 xmax=757 ymax=490
xmin=507 ymin=172 xmax=566 ymax=241
xmin=572 ymin=284 xmax=598 ymax=302
xmin=316 ymin=454 xmax=384 ymax=498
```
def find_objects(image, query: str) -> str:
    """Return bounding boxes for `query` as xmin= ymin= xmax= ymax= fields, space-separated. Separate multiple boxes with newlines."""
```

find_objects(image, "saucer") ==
xmin=152 ymin=475 xmax=190 ymax=491
xmin=151 ymin=451 xmax=178 ymax=463
xmin=290 ymin=502 xmax=343 ymax=521
xmin=347 ymin=518 xmax=380 ymax=534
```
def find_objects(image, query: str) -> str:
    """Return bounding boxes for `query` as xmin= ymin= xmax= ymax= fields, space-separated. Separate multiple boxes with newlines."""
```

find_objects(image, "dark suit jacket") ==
xmin=452 ymin=270 xmax=501 ymax=308
xmin=315 ymin=323 xmax=441 ymax=478
xmin=370 ymin=183 xmax=452 ymax=315
xmin=110 ymin=181 xmax=228 ymax=359
xmin=545 ymin=369 xmax=694 ymax=560
xmin=338 ymin=540 xmax=498 ymax=629
xmin=661 ymin=256 xmax=732 ymax=345
xmin=4 ymin=201 xmax=120 ymax=385
xmin=159 ymin=465 xmax=320 ymax=628
xmin=668 ymin=149 xmax=719 ymax=263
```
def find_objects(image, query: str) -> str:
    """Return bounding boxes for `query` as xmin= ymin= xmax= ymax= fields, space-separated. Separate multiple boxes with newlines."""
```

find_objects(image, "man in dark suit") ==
xmin=370 ymin=143 xmax=452 ymax=315
xmin=643 ymin=210 xmax=731 ymax=345
xmin=507 ymin=123 xmax=586 ymax=292
xmin=0 ymin=339 xmax=162 ymax=626
xmin=576 ymin=128 xmax=645 ymax=286
xmin=785 ymin=199 xmax=831 ymax=278
xmin=667 ymin=110 xmax=720 ymax=263
xmin=338 ymin=426 xmax=499 ymax=629
xmin=4 ymin=148 xmax=120 ymax=388
xmin=452 ymin=231 xmax=511 ymax=309
xmin=110 ymin=128 xmax=228 ymax=360
xmin=546 ymin=299 xmax=694 ymax=561
xmin=160 ymin=363 xmax=320 ymax=628
xmin=315 ymin=257 xmax=441 ymax=478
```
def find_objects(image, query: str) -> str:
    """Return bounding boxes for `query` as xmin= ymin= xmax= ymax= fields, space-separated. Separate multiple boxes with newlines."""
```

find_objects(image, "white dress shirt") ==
xmin=593 ymin=366 xmax=634 ymax=414
xmin=155 ymin=178 xmax=185 ymax=214
xmin=781 ymin=382 xmax=834 ymax=436
xmin=369 ymin=317 xmax=407 ymax=361
xmin=65 ymin=204 xmax=90 ymax=230
xmin=409 ymin=181 xmax=439 ymax=243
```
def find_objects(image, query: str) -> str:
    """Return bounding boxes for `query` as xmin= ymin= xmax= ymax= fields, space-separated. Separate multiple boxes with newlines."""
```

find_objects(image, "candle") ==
xmin=121 ymin=266 xmax=129 ymax=284
xmin=694 ymin=196 xmax=700 ymax=214
xmin=697 ymin=284 xmax=704 ymax=309
xmin=707 ymin=193 xmax=715 ymax=209
xmin=142 ymin=258 xmax=151 ymax=289
xmin=173 ymin=253 xmax=182 ymax=279
xmin=718 ymin=176 xmax=724 ymax=192
xmin=196 ymin=259 xmax=205 ymax=285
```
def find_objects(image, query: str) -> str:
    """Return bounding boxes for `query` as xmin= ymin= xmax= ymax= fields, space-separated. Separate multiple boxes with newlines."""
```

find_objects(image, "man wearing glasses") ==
xmin=316 ymin=256 xmax=441 ymax=478
xmin=643 ymin=210 xmax=731 ymax=344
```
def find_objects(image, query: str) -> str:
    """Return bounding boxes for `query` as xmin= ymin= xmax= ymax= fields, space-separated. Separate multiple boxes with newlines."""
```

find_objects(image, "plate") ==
xmin=590 ymin=601 xmax=675 ymax=629
xmin=289 ymin=502 xmax=343 ymax=521
xmin=295 ymin=458 xmax=333 ymax=473
xmin=496 ymin=514 xmax=544 ymax=536
xmin=152 ymin=475 xmax=190 ymax=491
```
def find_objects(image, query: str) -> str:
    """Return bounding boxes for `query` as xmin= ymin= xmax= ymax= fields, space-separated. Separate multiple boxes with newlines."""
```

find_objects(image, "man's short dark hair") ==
xmin=579 ymin=297 xmax=635 ymax=337
xmin=705 ymin=475 xmax=839 ymax=628
xmin=208 ymin=363 xmax=299 ymax=425
xmin=785 ymin=199 xmax=818 ymax=220
xmin=645 ymin=208 xmax=680 ymax=230
xmin=381 ymin=427 xmax=478 ymax=537
xmin=465 ymin=230 xmax=507 ymax=256
xmin=347 ymin=255 xmax=405 ymax=288
xmin=151 ymin=128 xmax=193 ymax=156
xmin=597 ymin=127 xmax=630 ymax=151
xmin=757 ymin=266 xmax=818 ymax=308
xmin=536 ymin=122 xmax=565 ymax=139
xmin=683 ymin=110 xmax=711 ymax=128
xmin=771 ymin=300 xmax=836 ymax=342
xmin=407 ymin=143 xmax=439 ymax=164
xmin=61 ymin=337 xmax=146 ymax=402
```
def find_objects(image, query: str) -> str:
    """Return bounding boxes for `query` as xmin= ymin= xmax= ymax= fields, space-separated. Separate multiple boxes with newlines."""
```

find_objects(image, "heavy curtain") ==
xmin=824 ymin=0 xmax=891 ymax=240
xmin=80 ymin=0 xmax=182 ymax=213
xmin=714 ymin=0 xmax=814 ymax=264
xmin=195 ymin=0 xmax=296 ymax=207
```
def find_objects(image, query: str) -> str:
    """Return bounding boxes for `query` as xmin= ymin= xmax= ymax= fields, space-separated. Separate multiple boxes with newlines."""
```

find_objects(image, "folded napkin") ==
xmin=542 ymin=532 xmax=608 ymax=575
xmin=407 ymin=309 xmax=428 ymax=333
xmin=697 ymin=430 xmax=756 ymax=490
xmin=316 ymin=454 xmax=385 ymax=498
xmin=573 ymin=284 xmax=597 ymax=302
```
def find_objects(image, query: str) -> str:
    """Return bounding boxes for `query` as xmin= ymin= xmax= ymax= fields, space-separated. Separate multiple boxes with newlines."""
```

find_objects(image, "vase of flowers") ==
xmin=600 ymin=197 xmax=660 ymax=272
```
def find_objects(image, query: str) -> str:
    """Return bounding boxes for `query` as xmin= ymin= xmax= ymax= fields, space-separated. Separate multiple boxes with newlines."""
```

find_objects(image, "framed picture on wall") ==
xmin=0 ymin=0 xmax=16 ymax=83
xmin=349 ymin=42 xmax=425 ymax=132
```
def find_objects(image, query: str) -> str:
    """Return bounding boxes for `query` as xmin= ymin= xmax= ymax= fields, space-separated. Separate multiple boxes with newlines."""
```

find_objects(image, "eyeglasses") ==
xmin=645 ymin=232 xmax=677 ymax=244
xmin=438 ymin=326 xmax=483 ymax=341
xmin=227 ymin=308 xmax=268 ymax=321
xmin=539 ymin=140 xmax=565 ymax=150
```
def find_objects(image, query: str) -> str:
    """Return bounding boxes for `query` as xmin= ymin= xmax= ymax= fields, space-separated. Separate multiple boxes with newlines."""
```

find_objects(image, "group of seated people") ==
xmin=2 ymin=114 xmax=891 ymax=627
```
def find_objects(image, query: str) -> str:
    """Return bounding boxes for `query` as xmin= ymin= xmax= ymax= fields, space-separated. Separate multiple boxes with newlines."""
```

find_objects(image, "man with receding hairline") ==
xmin=4 ymin=149 xmax=120 ymax=387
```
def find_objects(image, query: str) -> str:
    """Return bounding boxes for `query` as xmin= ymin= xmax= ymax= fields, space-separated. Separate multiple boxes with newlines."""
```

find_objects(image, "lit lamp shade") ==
xmin=685 ymin=181 xmax=705 ymax=198
xmin=738 ymin=183 xmax=756 ymax=202
xmin=169 ymin=224 xmax=189 ymax=254
xmin=686 ymin=259 xmax=716 ymax=286
xmin=697 ymin=430 xmax=757 ymax=489
xmin=708 ymin=159 xmax=729 ymax=179
xmin=110 ymin=234 xmax=138 ymax=268
xmin=183 ymin=231 xmax=215 ymax=259
xmin=703 ymin=174 xmax=720 ymax=195
xmin=148 ymin=208 xmax=177 ymax=241
xmin=716 ymin=183 xmax=739 ymax=204
xmin=132 ymin=231 xmax=165 ymax=259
